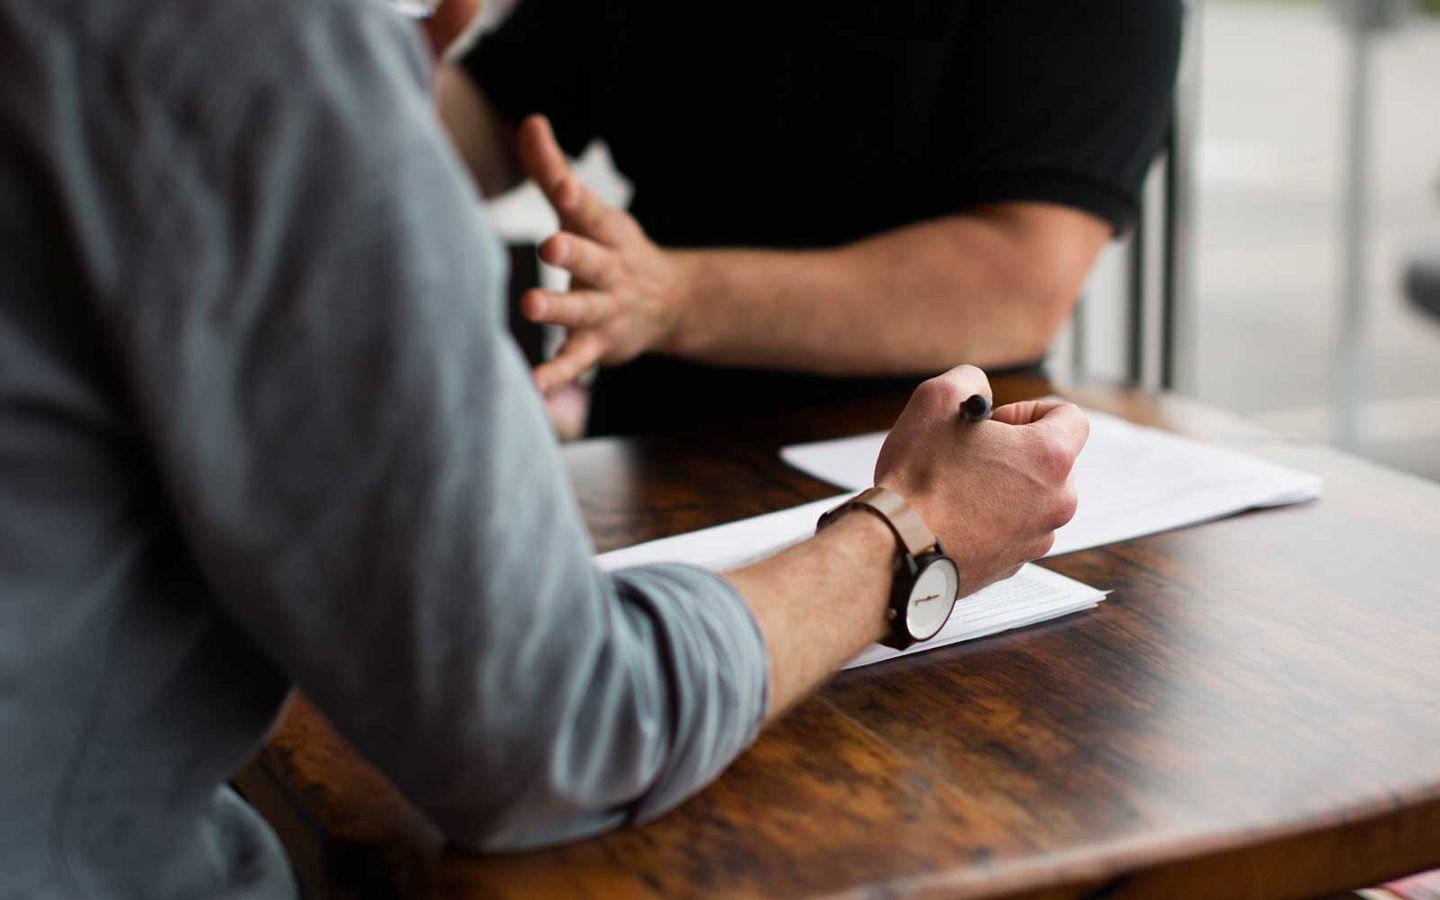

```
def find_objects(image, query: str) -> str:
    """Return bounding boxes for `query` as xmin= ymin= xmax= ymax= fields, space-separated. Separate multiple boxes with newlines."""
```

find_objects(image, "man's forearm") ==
xmin=725 ymin=510 xmax=895 ymax=719
xmin=435 ymin=63 xmax=523 ymax=198
xmin=471 ymin=108 xmax=1114 ymax=389
xmin=667 ymin=203 xmax=1110 ymax=376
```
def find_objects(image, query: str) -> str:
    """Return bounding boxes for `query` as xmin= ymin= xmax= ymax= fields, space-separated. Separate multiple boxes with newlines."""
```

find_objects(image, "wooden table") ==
xmin=236 ymin=377 xmax=1440 ymax=899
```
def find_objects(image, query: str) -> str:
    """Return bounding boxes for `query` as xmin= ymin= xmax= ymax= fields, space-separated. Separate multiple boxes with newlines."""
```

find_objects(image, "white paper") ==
xmin=596 ymin=498 xmax=1106 ymax=670
xmin=780 ymin=408 xmax=1323 ymax=557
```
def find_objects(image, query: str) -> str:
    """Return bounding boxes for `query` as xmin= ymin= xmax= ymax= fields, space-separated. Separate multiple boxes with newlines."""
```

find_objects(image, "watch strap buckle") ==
xmin=818 ymin=486 xmax=937 ymax=558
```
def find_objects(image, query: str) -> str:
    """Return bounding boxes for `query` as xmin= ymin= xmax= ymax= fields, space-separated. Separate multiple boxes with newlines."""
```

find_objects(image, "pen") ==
xmin=961 ymin=393 xmax=992 ymax=422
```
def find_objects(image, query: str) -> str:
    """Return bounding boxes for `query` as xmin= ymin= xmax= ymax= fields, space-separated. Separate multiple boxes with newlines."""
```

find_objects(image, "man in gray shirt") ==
xmin=0 ymin=0 xmax=1087 ymax=896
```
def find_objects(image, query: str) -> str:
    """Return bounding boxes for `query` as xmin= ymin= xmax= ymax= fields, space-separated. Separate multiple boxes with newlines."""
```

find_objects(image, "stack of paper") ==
xmin=780 ymin=408 xmax=1323 ymax=557
xmin=597 ymin=498 xmax=1107 ymax=670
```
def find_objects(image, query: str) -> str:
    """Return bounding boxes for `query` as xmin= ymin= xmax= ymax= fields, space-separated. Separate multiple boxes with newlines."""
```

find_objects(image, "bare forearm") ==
xmin=668 ymin=203 xmax=1109 ymax=376
xmin=435 ymin=64 xmax=523 ymax=198
xmin=725 ymin=512 xmax=894 ymax=720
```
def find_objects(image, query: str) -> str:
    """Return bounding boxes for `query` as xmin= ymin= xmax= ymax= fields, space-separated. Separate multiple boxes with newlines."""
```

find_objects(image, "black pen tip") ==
xmin=961 ymin=393 xmax=991 ymax=421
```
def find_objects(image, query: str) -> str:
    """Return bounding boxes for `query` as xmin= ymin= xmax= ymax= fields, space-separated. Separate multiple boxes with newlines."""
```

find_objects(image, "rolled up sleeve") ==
xmin=94 ymin=1 xmax=768 ymax=851
xmin=451 ymin=563 xmax=768 ymax=849
xmin=608 ymin=565 xmax=768 ymax=827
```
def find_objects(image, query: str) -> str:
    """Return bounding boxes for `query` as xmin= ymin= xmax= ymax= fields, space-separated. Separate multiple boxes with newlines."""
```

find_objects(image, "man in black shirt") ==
xmin=442 ymin=0 xmax=1181 ymax=434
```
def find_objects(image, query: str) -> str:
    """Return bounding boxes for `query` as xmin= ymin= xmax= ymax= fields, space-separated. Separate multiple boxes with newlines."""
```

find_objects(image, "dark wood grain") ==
xmin=239 ymin=379 xmax=1440 ymax=899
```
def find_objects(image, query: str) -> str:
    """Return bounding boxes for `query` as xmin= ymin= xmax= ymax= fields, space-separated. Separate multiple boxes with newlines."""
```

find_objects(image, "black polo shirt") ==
xmin=466 ymin=0 xmax=1182 ymax=435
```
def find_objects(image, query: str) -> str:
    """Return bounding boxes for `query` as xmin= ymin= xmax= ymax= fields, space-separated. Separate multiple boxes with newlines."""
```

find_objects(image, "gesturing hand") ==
xmin=515 ymin=115 xmax=691 ymax=393
xmin=875 ymin=366 xmax=1089 ymax=595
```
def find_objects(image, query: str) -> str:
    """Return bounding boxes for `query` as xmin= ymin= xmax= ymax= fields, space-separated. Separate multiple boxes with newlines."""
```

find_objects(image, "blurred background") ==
xmin=1072 ymin=0 xmax=1440 ymax=483
xmin=1195 ymin=0 xmax=1440 ymax=481
xmin=480 ymin=0 xmax=1440 ymax=482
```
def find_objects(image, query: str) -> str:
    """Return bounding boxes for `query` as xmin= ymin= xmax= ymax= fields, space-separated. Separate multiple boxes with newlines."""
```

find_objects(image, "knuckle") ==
xmin=1035 ymin=532 xmax=1056 ymax=559
xmin=557 ymin=175 xmax=580 ymax=206
xmin=563 ymin=235 xmax=588 ymax=264
xmin=521 ymin=289 xmax=548 ymax=318
xmin=1058 ymin=405 xmax=1091 ymax=444
xmin=952 ymin=363 xmax=985 ymax=383
xmin=611 ymin=211 xmax=641 ymax=238
xmin=914 ymin=365 xmax=988 ymax=412
xmin=1051 ymin=487 xmax=1079 ymax=529
xmin=915 ymin=375 xmax=963 ymax=407
xmin=950 ymin=364 xmax=988 ymax=396
xmin=1033 ymin=437 xmax=1073 ymax=483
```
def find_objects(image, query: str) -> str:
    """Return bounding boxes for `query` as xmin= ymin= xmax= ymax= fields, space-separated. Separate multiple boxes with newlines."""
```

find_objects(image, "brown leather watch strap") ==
xmin=818 ymin=486 xmax=937 ymax=558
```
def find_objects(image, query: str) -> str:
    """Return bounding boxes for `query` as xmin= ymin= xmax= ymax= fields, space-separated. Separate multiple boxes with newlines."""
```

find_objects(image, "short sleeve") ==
xmin=463 ymin=0 xmax=599 ymax=156
xmin=936 ymin=0 xmax=1183 ymax=233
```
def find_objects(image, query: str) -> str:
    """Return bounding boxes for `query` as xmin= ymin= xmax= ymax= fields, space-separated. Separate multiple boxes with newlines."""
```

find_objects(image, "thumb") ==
xmin=991 ymin=398 xmax=1068 ymax=426
xmin=1012 ymin=401 xmax=1090 ymax=464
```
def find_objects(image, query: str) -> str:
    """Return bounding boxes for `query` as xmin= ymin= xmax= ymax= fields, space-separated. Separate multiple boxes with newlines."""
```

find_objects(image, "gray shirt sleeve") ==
xmin=87 ymin=1 xmax=768 ymax=850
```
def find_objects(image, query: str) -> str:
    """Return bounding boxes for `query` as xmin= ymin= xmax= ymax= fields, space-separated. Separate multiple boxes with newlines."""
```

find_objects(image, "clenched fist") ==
xmin=875 ymin=365 xmax=1088 ymax=595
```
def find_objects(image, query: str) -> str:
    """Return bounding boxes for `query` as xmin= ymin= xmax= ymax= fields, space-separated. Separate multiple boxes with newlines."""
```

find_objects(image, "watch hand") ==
xmin=915 ymin=593 xmax=942 ymax=604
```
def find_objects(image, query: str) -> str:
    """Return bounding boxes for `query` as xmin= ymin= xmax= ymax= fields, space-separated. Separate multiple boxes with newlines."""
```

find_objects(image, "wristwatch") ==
xmin=817 ymin=486 xmax=961 ymax=650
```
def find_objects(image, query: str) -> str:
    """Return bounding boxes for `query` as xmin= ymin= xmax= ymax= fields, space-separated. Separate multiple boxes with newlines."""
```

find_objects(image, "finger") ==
xmin=1018 ymin=401 xmax=1091 ymax=464
xmin=539 ymin=232 xmax=620 ymax=288
xmin=515 ymin=117 xmax=619 ymax=240
xmin=521 ymin=288 xmax=610 ymax=329
xmin=1033 ymin=531 xmax=1058 ymax=560
xmin=992 ymin=398 xmax=1056 ymax=426
xmin=551 ymin=173 xmax=616 ymax=241
xmin=534 ymin=332 xmax=606 ymax=393
xmin=911 ymin=364 xmax=992 ymax=418
xmin=542 ymin=383 xmax=589 ymax=442
xmin=517 ymin=115 xmax=573 ymax=199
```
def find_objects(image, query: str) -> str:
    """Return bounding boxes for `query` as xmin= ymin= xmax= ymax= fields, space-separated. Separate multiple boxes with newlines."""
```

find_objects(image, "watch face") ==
xmin=907 ymin=557 xmax=959 ymax=642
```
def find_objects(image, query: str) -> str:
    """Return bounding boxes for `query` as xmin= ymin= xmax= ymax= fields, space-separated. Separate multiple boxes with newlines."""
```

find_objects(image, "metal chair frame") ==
xmin=1121 ymin=0 xmax=1201 ymax=391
